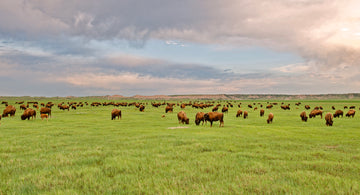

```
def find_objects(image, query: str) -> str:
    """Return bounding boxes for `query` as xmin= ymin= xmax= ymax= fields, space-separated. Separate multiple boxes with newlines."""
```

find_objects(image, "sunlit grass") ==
xmin=0 ymin=98 xmax=360 ymax=193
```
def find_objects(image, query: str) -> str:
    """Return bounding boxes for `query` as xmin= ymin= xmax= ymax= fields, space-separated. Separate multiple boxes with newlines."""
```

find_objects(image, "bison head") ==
xmin=21 ymin=114 xmax=27 ymax=120
xmin=204 ymin=113 xmax=209 ymax=121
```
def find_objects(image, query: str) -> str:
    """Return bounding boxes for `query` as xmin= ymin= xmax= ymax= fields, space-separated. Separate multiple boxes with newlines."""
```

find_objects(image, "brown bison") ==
xmin=2 ymin=105 xmax=16 ymax=117
xmin=325 ymin=112 xmax=333 ymax=126
xmin=281 ymin=105 xmax=290 ymax=110
xmin=40 ymin=107 xmax=51 ymax=118
xmin=195 ymin=112 xmax=205 ymax=126
xmin=300 ymin=111 xmax=308 ymax=122
xmin=331 ymin=106 xmax=335 ymax=110
xmin=21 ymin=108 xmax=36 ymax=120
xmin=177 ymin=111 xmax=189 ymax=124
xmin=346 ymin=110 xmax=355 ymax=118
xmin=260 ymin=109 xmax=265 ymax=117
xmin=222 ymin=106 xmax=228 ymax=114
xmin=139 ymin=105 xmax=145 ymax=112
xmin=305 ymin=105 xmax=311 ymax=110
xmin=243 ymin=111 xmax=248 ymax=119
xmin=236 ymin=110 xmax=243 ymax=117
xmin=309 ymin=110 xmax=323 ymax=119
xmin=41 ymin=114 xmax=48 ymax=121
xmin=20 ymin=104 xmax=27 ymax=110
xmin=204 ymin=112 xmax=224 ymax=127
xmin=266 ymin=105 xmax=273 ymax=109
xmin=165 ymin=106 xmax=173 ymax=113
xmin=333 ymin=110 xmax=343 ymax=118
xmin=212 ymin=106 xmax=219 ymax=112
xmin=59 ymin=104 xmax=70 ymax=111
xmin=267 ymin=113 xmax=274 ymax=124
xmin=111 ymin=109 xmax=121 ymax=120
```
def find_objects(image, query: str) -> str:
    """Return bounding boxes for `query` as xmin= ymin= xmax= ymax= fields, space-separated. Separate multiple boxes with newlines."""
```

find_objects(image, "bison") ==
xmin=195 ymin=112 xmax=205 ymax=125
xmin=243 ymin=111 xmax=248 ymax=119
xmin=41 ymin=114 xmax=48 ymax=121
xmin=300 ymin=111 xmax=308 ymax=122
xmin=21 ymin=108 xmax=36 ymax=120
xmin=260 ymin=109 xmax=265 ymax=117
xmin=212 ymin=106 xmax=219 ymax=112
xmin=2 ymin=105 xmax=16 ymax=117
xmin=204 ymin=112 xmax=224 ymax=127
xmin=346 ymin=110 xmax=355 ymax=118
xmin=305 ymin=105 xmax=311 ymax=110
xmin=165 ymin=106 xmax=173 ymax=113
xmin=236 ymin=110 xmax=243 ymax=118
xmin=111 ymin=109 xmax=121 ymax=120
xmin=177 ymin=111 xmax=189 ymax=124
xmin=333 ymin=110 xmax=343 ymax=118
xmin=40 ymin=107 xmax=51 ymax=118
xmin=139 ymin=105 xmax=145 ymax=112
xmin=325 ymin=112 xmax=334 ymax=126
xmin=20 ymin=104 xmax=27 ymax=110
xmin=267 ymin=113 xmax=274 ymax=124
xmin=309 ymin=110 xmax=323 ymax=119
xmin=221 ymin=106 xmax=228 ymax=114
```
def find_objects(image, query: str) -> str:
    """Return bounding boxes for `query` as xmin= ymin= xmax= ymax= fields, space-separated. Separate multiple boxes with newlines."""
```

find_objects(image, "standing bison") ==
xmin=260 ymin=109 xmax=265 ymax=117
xmin=165 ymin=106 xmax=173 ymax=113
xmin=309 ymin=110 xmax=323 ymax=119
xmin=267 ymin=113 xmax=274 ymax=124
xmin=195 ymin=112 xmax=205 ymax=125
xmin=177 ymin=111 xmax=189 ymax=124
xmin=139 ymin=105 xmax=145 ymax=112
xmin=21 ymin=108 xmax=36 ymax=120
xmin=111 ymin=109 xmax=121 ymax=120
xmin=236 ymin=110 xmax=243 ymax=118
xmin=325 ymin=113 xmax=334 ymax=126
xmin=346 ymin=110 xmax=356 ymax=118
xmin=333 ymin=110 xmax=343 ymax=118
xmin=2 ymin=105 xmax=16 ymax=117
xmin=243 ymin=111 xmax=248 ymax=119
xmin=300 ymin=111 xmax=308 ymax=122
xmin=204 ymin=112 xmax=224 ymax=127
xmin=40 ymin=107 xmax=51 ymax=118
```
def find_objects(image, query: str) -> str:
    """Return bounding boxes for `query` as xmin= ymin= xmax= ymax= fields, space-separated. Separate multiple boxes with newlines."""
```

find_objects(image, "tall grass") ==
xmin=0 ymin=98 xmax=359 ymax=194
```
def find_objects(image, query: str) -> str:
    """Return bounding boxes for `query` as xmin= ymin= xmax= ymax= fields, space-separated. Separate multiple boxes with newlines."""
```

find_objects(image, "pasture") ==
xmin=0 ymin=98 xmax=360 ymax=194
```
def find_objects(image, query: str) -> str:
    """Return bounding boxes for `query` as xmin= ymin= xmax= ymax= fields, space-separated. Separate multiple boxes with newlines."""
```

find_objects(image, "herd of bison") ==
xmin=0 ymin=100 xmax=358 ymax=127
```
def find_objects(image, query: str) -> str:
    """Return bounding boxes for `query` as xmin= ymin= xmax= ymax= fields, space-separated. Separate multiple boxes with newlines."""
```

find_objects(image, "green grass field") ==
xmin=1 ymin=98 xmax=360 ymax=194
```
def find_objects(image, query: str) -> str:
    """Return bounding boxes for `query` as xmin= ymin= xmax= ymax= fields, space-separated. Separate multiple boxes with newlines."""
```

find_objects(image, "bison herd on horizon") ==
xmin=0 ymin=100 xmax=359 ymax=127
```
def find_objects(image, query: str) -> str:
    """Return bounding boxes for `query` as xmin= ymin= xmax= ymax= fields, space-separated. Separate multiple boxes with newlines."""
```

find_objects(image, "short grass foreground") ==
xmin=0 ymin=98 xmax=360 ymax=194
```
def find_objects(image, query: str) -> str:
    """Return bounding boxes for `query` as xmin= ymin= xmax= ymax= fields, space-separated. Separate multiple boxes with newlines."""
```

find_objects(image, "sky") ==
xmin=0 ymin=0 xmax=360 ymax=97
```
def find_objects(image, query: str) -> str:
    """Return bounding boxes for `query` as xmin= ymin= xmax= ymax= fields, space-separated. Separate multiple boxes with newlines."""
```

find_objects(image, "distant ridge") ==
xmin=102 ymin=93 xmax=360 ymax=100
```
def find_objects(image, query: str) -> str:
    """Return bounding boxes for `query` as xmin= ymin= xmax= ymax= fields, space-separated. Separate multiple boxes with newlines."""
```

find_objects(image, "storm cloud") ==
xmin=0 ymin=0 xmax=360 ymax=96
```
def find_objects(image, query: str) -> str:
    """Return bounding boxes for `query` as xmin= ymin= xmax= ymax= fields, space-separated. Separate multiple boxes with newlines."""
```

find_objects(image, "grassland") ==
xmin=0 ymin=98 xmax=360 ymax=194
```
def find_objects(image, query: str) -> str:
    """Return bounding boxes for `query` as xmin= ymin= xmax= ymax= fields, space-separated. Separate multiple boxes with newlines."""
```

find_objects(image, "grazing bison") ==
xmin=243 ymin=111 xmax=248 ymax=119
xmin=212 ymin=106 xmax=219 ymax=112
xmin=267 ymin=113 xmax=274 ymax=124
xmin=204 ymin=112 xmax=224 ymax=127
xmin=20 ymin=104 xmax=27 ymax=110
xmin=281 ymin=105 xmax=290 ymax=110
xmin=300 ymin=111 xmax=308 ymax=122
xmin=111 ymin=109 xmax=121 ymax=120
xmin=195 ymin=112 xmax=205 ymax=125
xmin=309 ymin=110 xmax=323 ymax=119
xmin=236 ymin=110 xmax=243 ymax=117
xmin=139 ymin=105 xmax=145 ymax=112
xmin=222 ymin=106 xmax=228 ymax=114
xmin=332 ymin=106 xmax=335 ymax=110
xmin=350 ymin=106 xmax=356 ymax=109
xmin=177 ymin=111 xmax=189 ymax=124
xmin=41 ymin=114 xmax=48 ymax=121
xmin=346 ymin=110 xmax=355 ymax=118
xmin=165 ymin=106 xmax=173 ymax=113
xmin=266 ymin=105 xmax=273 ymax=109
xmin=40 ymin=107 xmax=51 ymax=118
xmin=333 ymin=110 xmax=343 ymax=118
xmin=260 ymin=109 xmax=265 ymax=117
xmin=21 ymin=108 xmax=36 ymax=120
xmin=248 ymin=104 xmax=253 ymax=108
xmin=59 ymin=105 xmax=70 ymax=111
xmin=2 ymin=105 xmax=16 ymax=117
xmin=305 ymin=105 xmax=311 ymax=110
xmin=325 ymin=113 xmax=334 ymax=126
xmin=71 ymin=105 xmax=77 ymax=110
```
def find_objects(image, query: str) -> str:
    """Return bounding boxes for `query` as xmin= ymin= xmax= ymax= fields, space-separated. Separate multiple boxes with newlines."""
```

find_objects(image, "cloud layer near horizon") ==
xmin=0 ymin=0 xmax=360 ymax=96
